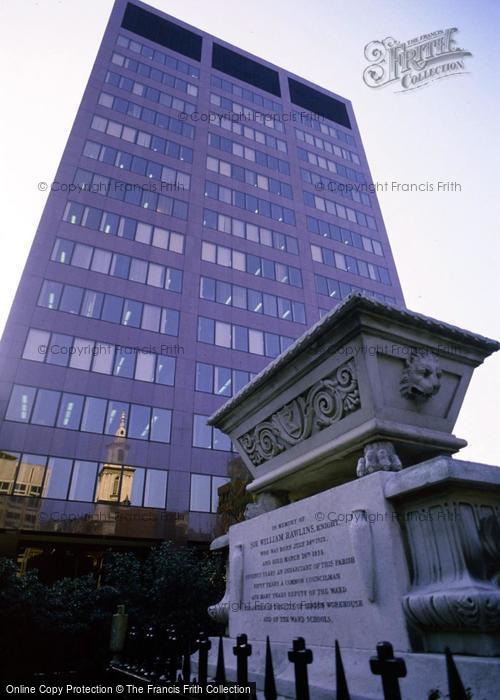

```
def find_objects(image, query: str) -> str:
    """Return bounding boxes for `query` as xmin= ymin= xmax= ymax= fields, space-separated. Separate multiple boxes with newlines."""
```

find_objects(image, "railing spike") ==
xmin=288 ymin=637 xmax=313 ymax=700
xmin=445 ymin=647 xmax=468 ymax=700
xmin=215 ymin=636 xmax=226 ymax=683
xmin=264 ymin=636 xmax=278 ymax=700
xmin=335 ymin=640 xmax=351 ymax=700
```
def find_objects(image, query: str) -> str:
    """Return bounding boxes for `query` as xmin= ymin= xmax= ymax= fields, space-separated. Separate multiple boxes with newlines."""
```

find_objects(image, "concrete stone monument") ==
xmin=200 ymin=294 xmax=500 ymax=699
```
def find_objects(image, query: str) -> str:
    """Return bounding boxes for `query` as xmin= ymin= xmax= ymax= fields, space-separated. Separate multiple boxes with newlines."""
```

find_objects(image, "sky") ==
xmin=0 ymin=0 xmax=499 ymax=464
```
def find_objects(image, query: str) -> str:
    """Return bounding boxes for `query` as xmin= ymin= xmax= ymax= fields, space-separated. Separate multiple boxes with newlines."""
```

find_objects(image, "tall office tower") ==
xmin=0 ymin=0 xmax=404 ymax=574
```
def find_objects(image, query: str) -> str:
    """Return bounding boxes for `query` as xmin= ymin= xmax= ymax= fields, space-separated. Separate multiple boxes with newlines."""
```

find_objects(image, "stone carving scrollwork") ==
xmin=239 ymin=361 xmax=360 ymax=466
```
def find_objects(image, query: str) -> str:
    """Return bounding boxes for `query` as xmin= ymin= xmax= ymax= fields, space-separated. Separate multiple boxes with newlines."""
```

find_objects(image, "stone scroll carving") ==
xmin=238 ymin=361 xmax=360 ymax=466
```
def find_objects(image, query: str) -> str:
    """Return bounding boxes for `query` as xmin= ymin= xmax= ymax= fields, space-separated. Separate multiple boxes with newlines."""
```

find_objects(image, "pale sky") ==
xmin=1 ymin=0 xmax=499 ymax=464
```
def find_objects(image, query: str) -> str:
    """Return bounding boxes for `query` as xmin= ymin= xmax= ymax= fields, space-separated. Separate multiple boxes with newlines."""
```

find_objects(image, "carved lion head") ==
xmin=400 ymin=350 xmax=442 ymax=401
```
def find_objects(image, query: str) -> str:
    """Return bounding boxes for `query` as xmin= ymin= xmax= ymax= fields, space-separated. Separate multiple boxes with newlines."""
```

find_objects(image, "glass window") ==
xmin=31 ymin=389 xmax=60 ymax=426
xmin=150 ymin=408 xmax=171 ymax=443
xmin=155 ymin=356 xmax=175 ymax=385
xmin=232 ymin=325 xmax=248 ymax=352
xmin=215 ymin=321 xmax=231 ymax=348
xmin=234 ymin=370 xmax=249 ymax=394
xmin=101 ymin=295 xmax=123 ymax=323
xmin=105 ymin=401 xmax=129 ymax=435
xmin=144 ymin=470 xmax=168 ymax=508
xmin=127 ymin=466 xmax=145 ymax=506
xmin=147 ymin=263 xmax=164 ymax=287
xmin=196 ymin=363 xmax=213 ymax=393
xmin=165 ymin=268 xmax=181 ymax=292
xmin=193 ymin=415 xmax=211 ymax=449
xmin=129 ymin=258 xmax=148 ymax=283
xmin=45 ymin=458 xmax=72 ymax=499
xmin=136 ymin=222 xmax=152 ymax=244
xmin=198 ymin=317 xmax=214 ymax=344
xmin=51 ymin=239 xmax=74 ymax=264
xmin=141 ymin=304 xmax=160 ymax=332
xmin=111 ymin=254 xmax=130 ymax=279
xmin=38 ymin=280 xmax=62 ymax=309
xmin=214 ymin=366 xmax=231 ymax=396
xmin=113 ymin=347 xmax=135 ymax=379
xmin=59 ymin=285 xmax=83 ymax=314
xmin=46 ymin=333 xmax=72 ymax=367
xmin=15 ymin=454 xmax=47 ymax=497
xmin=81 ymin=397 xmax=107 ymax=433
xmin=92 ymin=343 xmax=114 ymax=374
xmin=71 ymin=243 xmax=93 ymax=269
xmin=81 ymin=290 xmax=103 ymax=319
xmin=57 ymin=393 xmax=84 ymax=430
xmin=161 ymin=308 xmax=179 ymax=336
xmin=152 ymin=227 xmax=169 ymax=249
xmin=69 ymin=339 xmax=94 ymax=371
xmin=91 ymin=249 xmax=112 ymax=274
xmin=135 ymin=352 xmax=156 ymax=382
xmin=68 ymin=461 xmax=98 ymax=501
xmin=23 ymin=329 xmax=49 ymax=362
xmin=100 ymin=211 xmax=120 ymax=235
xmin=249 ymin=329 xmax=264 ymax=355
xmin=200 ymin=277 xmax=216 ymax=301
xmin=128 ymin=404 xmax=151 ymax=440
xmin=211 ymin=476 xmax=230 ymax=512
xmin=190 ymin=474 xmax=210 ymax=512
xmin=122 ymin=299 xmax=142 ymax=327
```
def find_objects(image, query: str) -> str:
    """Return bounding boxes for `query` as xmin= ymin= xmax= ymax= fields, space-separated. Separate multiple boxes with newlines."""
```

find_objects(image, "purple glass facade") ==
xmin=0 ymin=0 xmax=404 ymax=557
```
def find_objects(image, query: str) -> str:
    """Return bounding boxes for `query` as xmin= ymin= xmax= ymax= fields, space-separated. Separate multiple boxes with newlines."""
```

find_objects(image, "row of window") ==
xmin=38 ymin=280 xmax=179 ymax=336
xmin=73 ymin=167 xmax=189 ymax=220
xmin=210 ymin=93 xmax=284 ymax=133
xmin=0 ymin=448 xmax=229 ymax=513
xmin=195 ymin=362 xmax=254 ymax=397
xmin=0 ymin=450 xmax=228 ymax=513
xmin=300 ymin=116 xmax=356 ymax=147
xmin=6 ymin=386 xmax=172 ymax=443
xmin=63 ymin=201 xmax=184 ymax=254
xmin=296 ymin=129 xmax=360 ymax=166
xmin=212 ymin=111 xmax=287 ymax=153
xmin=82 ymin=140 xmax=191 ymax=190
xmin=192 ymin=414 xmax=233 ymax=452
xmin=200 ymin=276 xmax=306 ymax=323
xmin=203 ymin=208 xmax=298 ymax=254
xmin=208 ymin=132 xmax=290 ymax=175
xmin=197 ymin=316 xmax=294 ymax=358
xmin=303 ymin=191 xmax=378 ymax=232
xmin=300 ymin=168 xmax=371 ymax=208
xmin=23 ymin=329 xmax=176 ymax=386
xmin=205 ymin=180 xmax=295 ymax=225
xmin=297 ymin=146 xmax=364 ymax=184
xmin=210 ymin=74 xmax=282 ymax=113
xmin=306 ymin=215 xmax=383 ymax=257
xmin=0 ymin=451 xmax=169 ymax=507
xmin=91 ymin=114 xmax=193 ymax=163
xmin=51 ymin=238 xmax=183 ymax=292
xmin=116 ymin=34 xmax=200 ymax=78
xmin=310 ymin=243 xmax=391 ymax=285
xmin=99 ymin=87 xmax=195 ymax=140
xmin=206 ymin=155 xmax=292 ymax=199
xmin=201 ymin=241 xmax=302 ymax=287
xmin=111 ymin=52 xmax=198 ymax=97
xmin=315 ymin=274 xmax=396 ymax=303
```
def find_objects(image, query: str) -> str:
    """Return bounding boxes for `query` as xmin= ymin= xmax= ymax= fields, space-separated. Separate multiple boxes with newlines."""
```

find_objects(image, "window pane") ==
xmin=101 ymin=296 xmax=123 ymax=323
xmin=38 ymin=281 xmax=62 ymax=309
xmin=59 ymin=285 xmax=84 ymax=314
xmin=211 ymin=476 xmax=230 ymax=512
xmin=56 ymin=393 xmax=84 ymax=430
xmin=105 ymin=402 xmax=129 ymax=435
xmin=249 ymin=329 xmax=264 ymax=355
xmin=193 ymin=415 xmax=211 ymax=448
xmin=215 ymin=321 xmax=231 ymax=348
xmin=150 ymin=408 xmax=171 ymax=442
xmin=122 ymin=299 xmax=142 ymax=327
xmin=190 ymin=474 xmax=210 ymax=511
xmin=213 ymin=429 xmax=231 ymax=451
xmin=15 ymin=454 xmax=47 ymax=497
xmin=23 ymin=329 xmax=49 ymax=362
xmin=214 ymin=366 xmax=231 ymax=396
xmin=156 ymin=356 xmax=175 ymax=385
xmin=127 ymin=466 xmax=145 ymax=506
xmin=91 ymin=249 xmax=112 ymax=274
xmin=198 ymin=317 xmax=214 ymax=343
xmin=128 ymin=404 xmax=151 ymax=440
xmin=141 ymin=304 xmax=160 ymax=332
xmin=113 ymin=347 xmax=135 ymax=379
xmin=46 ymin=333 xmax=72 ymax=367
xmin=82 ymin=290 xmax=104 ymax=319
xmin=72 ymin=244 xmax=93 ymax=269
xmin=44 ymin=458 xmax=72 ymax=499
xmin=196 ymin=363 xmax=213 ymax=393
xmin=81 ymin=397 xmax=107 ymax=433
xmin=144 ymin=470 xmax=168 ymax=508
xmin=161 ymin=309 xmax=179 ymax=335
xmin=135 ymin=352 xmax=156 ymax=382
xmin=92 ymin=343 xmax=114 ymax=374
xmin=68 ymin=461 xmax=98 ymax=501
xmin=31 ymin=389 xmax=60 ymax=426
